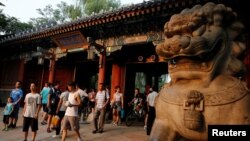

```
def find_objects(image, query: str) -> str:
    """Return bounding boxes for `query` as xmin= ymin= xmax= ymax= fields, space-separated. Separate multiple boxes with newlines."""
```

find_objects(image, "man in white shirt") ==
xmin=146 ymin=87 xmax=158 ymax=135
xmin=76 ymin=85 xmax=88 ymax=101
xmin=92 ymin=83 xmax=110 ymax=134
xmin=61 ymin=82 xmax=83 ymax=141
xmin=22 ymin=83 xmax=41 ymax=141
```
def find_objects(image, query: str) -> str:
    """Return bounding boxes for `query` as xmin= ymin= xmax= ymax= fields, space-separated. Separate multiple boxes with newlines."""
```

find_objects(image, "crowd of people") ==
xmin=1 ymin=80 xmax=159 ymax=141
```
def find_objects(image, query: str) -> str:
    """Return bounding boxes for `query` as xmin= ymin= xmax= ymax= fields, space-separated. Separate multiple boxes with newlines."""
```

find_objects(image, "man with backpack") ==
xmin=47 ymin=82 xmax=61 ymax=133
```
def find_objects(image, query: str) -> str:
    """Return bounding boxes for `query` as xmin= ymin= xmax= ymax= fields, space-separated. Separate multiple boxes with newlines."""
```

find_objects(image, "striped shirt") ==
xmin=95 ymin=90 xmax=109 ymax=109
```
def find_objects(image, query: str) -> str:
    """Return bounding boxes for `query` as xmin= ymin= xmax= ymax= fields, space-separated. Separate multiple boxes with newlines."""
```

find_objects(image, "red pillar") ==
xmin=18 ymin=59 xmax=25 ymax=82
xmin=48 ymin=58 xmax=55 ymax=83
xmin=98 ymin=51 xmax=106 ymax=88
xmin=111 ymin=64 xmax=121 ymax=99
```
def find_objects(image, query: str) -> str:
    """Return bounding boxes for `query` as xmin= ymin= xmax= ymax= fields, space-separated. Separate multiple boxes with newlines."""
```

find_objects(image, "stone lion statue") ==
xmin=150 ymin=2 xmax=250 ymax=141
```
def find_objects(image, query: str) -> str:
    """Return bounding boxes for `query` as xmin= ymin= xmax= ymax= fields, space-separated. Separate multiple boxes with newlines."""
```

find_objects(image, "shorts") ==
xmin=22 ymin=117 xmax=38 ymax=132
xmin=57 ymin=111 xmax=65 ymax=119
xmin=9 ymin=107 xmax=19 ymax=119
xmin=61 ymin=116 xmax=79 ymax=131
xmin=48 ymin=105 xmax=57 ymax=115
xmin=3 ymin=115 xmax=10 ymax=124
xmin=113 ymin=101 xmax=122 ymax=111
xmin=42 ymin=104 xmax=48 ymax=113
xmin=89 ymin=101 xmax=95 ymax=108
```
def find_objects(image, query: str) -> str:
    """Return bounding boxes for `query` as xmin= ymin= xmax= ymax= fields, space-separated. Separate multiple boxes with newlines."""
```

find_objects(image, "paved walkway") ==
xmin=0 ymin=108 xmax=149 ymax=141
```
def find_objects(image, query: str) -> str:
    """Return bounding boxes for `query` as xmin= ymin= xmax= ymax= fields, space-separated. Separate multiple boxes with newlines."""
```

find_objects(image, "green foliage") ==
xmin=1 ymin=0 xmax=121 ymax=34
xmin=0 ymin=9 xmax=7 ymax=32
xmin=0 ymin=8 xmax=32 ymax=34
xmin=75 ymin=0 xmax=121 ymax=15
xmin=4 ymin=16 xmax=32 ymax=34
xmin=29 ymin=1 xmax=82 ymax=27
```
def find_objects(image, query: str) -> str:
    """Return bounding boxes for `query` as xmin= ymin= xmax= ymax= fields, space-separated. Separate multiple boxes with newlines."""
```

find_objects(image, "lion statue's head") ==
xmin=156 ymin=2 xmax=246 ymax=86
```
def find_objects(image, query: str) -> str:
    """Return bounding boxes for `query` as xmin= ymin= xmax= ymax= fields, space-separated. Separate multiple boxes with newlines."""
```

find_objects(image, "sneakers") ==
xmin=7 ymin=124 xmax=16 ymax=128
xmin=144 ymin=125 xmax=147 ymax=130
xmin=112 ymin=121 xmax=118 ymax=126
xmin=92 ymin=130 xmax=97 ymax=134
xmin=92 ymin=129 xmax=103 ymax=134
xmin=98 ymin=129 xmax=103 ymax=133
xmin=41 ymin=121 xmax=47 ymax=125
xmin=52 ymin=134 xmax=60 ymax=138
xmin=2 ymin=127 xmax=8 ymax=131
xmin=7 ymin=124 xmax=13 ymax=128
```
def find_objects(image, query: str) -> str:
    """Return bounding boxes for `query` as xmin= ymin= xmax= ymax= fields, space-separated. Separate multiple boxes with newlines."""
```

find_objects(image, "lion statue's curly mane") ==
xmin=150 ymin=2 xmax=250 ymax=141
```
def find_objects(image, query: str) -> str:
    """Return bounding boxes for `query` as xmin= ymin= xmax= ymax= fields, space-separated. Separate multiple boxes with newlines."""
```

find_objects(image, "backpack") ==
xmin=50 ymin=88 xmax=60 ymax=105
xmin=82 ymin=97 xmax=89 ymax=106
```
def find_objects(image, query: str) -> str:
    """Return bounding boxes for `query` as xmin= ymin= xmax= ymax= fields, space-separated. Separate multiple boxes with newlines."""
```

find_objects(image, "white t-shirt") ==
xmin=95 ymin=90 xmax=109 ymax=109
xmin=114 ymin=92 xmax=122 ymax=102
xmin=65 ymin=91 xmax=80 ymax=116
xmin=60 ymin=90 xmax=69 ymax=111
xmin=147 ymin=91 xmax=158 ymax=107
xmin=23 ymin=93 xmax=41 ymax=118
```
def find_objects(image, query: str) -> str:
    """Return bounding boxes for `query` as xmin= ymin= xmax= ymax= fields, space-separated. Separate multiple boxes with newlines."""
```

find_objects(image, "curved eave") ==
xmin=0 ymin=0 xmax=224 ymax=46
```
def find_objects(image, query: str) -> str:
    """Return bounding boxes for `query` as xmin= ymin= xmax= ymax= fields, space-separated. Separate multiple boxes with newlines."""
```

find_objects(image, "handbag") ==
xmin=51 ymin=115 xmax=60 ymax=127
xmin=121 ymin=109 xmax=125 ymax=119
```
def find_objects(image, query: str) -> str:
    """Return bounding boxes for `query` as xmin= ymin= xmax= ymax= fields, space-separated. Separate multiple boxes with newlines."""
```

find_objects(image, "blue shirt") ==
xmin=3 ymin=103 xmax=14 ymax=115
xmin=10 ymin=88 xmax=23 ymax=108
xmin=40 ymin=87 xmax=50 ymax=104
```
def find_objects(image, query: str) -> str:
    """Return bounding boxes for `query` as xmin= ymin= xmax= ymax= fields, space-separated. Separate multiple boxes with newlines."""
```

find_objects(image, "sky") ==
xmin=1 ymin=0 xmax=145 ymax=23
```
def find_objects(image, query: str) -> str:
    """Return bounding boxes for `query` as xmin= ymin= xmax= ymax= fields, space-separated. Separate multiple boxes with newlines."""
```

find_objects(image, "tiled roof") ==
xmin=0 ymin=0 xmax=226 ymax=45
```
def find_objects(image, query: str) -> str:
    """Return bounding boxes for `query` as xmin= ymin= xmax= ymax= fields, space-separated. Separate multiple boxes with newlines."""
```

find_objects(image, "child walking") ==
xmin=2 ymin=97 xmax=14 ymax=131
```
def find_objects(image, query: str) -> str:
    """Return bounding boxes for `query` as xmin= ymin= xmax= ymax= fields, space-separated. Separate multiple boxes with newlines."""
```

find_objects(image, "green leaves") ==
xmin=0 ymin=9 xmax=32 ymax=34
xmin=29 ymin=1 xmax=82 ymax=27
xmin=76 ymin=0 xmax=121 ymax=15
